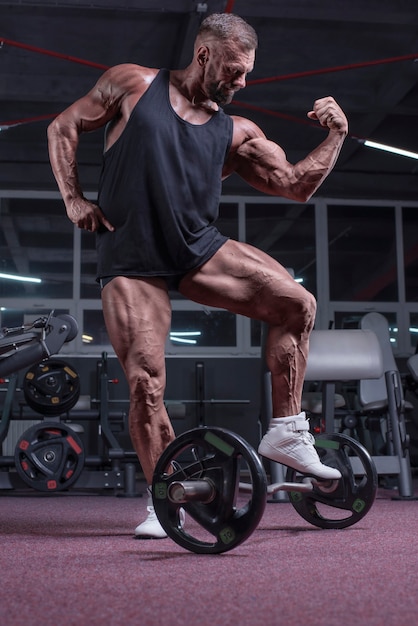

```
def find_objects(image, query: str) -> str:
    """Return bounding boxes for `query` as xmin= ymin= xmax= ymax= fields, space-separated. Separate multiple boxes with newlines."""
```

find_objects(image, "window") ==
xmin=83 ymin=309 xmax=109 ymax=346
xmin=81 ymin=230 xmax=100 ymax=299
xmin=169 ymin=310 xmax=236 ymax=349
xmin=246 ymin=202 xmax=316 ymax=294
xmin=2 ymin=193 xmax=418 ymax=356
xmin=0 ymin=198 xmax=74 ymax=299
xmin=403 ymin=206 xmax=418 ymax=303
xmin=328 ymin=204 xmax=398 ymax=302
xmin=334 ymin=311 xmax=398 ymax=349
xmin=409 ymin=312 xmax=418 ymax=352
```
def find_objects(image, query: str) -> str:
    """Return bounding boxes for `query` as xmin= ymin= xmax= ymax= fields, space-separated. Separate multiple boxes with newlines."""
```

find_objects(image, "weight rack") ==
xmin=0 ymin=353 xmax=140 ymax=496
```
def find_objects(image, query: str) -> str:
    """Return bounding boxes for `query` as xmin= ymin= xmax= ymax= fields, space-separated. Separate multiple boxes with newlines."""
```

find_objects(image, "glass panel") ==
xmin=409 ymin=313 xmax=418 ymax=352
xmin=83 ymin=310 xmax=110 ymax=346
xmin=82 ymin=309 xmax=237 ymax=348
xmin=334 ymin=311 xmax=398 ymax=349
xmin=402 ymin=206 xmax=418 ymax=302
xmin=251 ymin=319 xmax=261 ymax=348
xmin=81 ymin=230 xmax=101 ymax=299
xmin=246 ymin=202 xmax=316 ymax=294
xmin=170 ymin=310 xmax=236 ymax=348
xmin=217 ymin=202 xmax=239 ymax=240
xmin=246 ymin=202 xmax=315 ymax=347
xmin=0 ymin=198 xmax=74 ymax=298
xmin=328 ymin=205 xmax=397 ymax=301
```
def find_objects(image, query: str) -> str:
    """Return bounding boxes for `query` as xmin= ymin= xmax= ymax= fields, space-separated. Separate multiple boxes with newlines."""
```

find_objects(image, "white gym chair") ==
xmin=356 ymin=312 xmax=415 ymax=497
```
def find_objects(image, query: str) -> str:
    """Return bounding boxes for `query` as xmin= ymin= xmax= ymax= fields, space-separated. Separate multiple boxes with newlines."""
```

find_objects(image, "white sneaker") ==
xmin=134 ymin=488 xmax=185 ymax=539
xmin=134 ymin=505 xmax=168 ymax=539
xmin=258 ymin=413 xmax=342 ymax=481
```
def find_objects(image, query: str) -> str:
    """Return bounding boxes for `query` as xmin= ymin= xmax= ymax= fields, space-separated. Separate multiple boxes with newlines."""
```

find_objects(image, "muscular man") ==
xmin=48 ymin=13 xmax=348 ymax=538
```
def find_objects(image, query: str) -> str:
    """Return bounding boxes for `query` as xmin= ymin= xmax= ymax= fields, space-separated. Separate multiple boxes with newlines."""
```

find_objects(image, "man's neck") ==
xmin=169 ymin=68 xmax=218 ymax=112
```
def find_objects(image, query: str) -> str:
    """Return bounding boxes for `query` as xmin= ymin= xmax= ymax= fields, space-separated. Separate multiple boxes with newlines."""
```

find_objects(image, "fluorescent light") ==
xmin=0 ymin=272 xmax=42 ymax=284
xmin=295 ymin=277 xmax=303 ymax=283
xmin=170 ymin=337 xmax=197 ymax=345
xmin=170 ymin=330 xmax=201 ymax=345
xmin=364 ymin=140 xmax=418 ymax=160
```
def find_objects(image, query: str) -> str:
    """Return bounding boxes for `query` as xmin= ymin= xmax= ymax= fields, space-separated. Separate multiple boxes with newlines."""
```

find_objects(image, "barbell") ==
xmin=152 ymin=426 xmax=378 ymax=554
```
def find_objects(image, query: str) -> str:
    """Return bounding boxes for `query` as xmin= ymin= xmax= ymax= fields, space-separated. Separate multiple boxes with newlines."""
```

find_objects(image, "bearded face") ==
xmin=202 ymin=43 xmax=255 ymax=106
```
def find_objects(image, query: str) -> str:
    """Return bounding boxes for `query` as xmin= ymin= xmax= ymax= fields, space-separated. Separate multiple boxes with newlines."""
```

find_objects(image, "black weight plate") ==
xmin=152 ymin=427 xmax=267 ymax=554
xmin=23 ymin=359 xmax=80 ymax=416
xmin=286 ymin=433 xmax=377 ymax=529
xmin=14 ymin=422 xmax=85 ymax=492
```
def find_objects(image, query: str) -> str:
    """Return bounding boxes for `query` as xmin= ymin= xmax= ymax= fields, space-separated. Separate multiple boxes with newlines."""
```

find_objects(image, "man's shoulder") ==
xmin=95 ymin=63 xmax=159 ymax=119
xmin=229 ymin=115 xmax=265 ymax=149
xmin=106 ymin=63 xmax=160 ymax=84
xmin=99 ymin=64 xmax=161 ymax=105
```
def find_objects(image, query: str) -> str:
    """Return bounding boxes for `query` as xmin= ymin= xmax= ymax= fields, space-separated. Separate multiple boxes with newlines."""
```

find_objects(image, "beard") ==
xmin=207 ymin=83 xmax=235 ymax=107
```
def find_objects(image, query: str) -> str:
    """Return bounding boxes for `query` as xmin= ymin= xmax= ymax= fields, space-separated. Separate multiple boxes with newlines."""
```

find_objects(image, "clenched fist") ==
xmin=307 ymin=96 xmax=348 ymax=134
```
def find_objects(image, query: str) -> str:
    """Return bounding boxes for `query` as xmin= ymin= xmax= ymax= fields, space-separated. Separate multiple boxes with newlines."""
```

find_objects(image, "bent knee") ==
xmin=127 ymin=367 xmax=166 ymax=408
xmin=299 ymin=289 xmax=316 ymax=326
xmin=291 ymin=288 xmax=316 ymax=333
xmin=267 ymin=285 xmax=316 ymax=333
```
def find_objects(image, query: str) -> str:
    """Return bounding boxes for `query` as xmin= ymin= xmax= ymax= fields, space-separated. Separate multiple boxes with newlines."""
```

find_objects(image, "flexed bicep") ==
xmin=226 ymin=102 xmax=347 ymax=202
xmin=223 ymin=115 xmax=297 ymax=197
xmin=235 ymin=137 xmax=292 ymax=189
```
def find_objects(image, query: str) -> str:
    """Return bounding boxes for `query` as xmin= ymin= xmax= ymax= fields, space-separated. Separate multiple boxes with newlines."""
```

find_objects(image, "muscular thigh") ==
xmin=101 ymin=276 xmax=171 ymax=372
xmin=179 ymin=240 xmax=312 ymax=324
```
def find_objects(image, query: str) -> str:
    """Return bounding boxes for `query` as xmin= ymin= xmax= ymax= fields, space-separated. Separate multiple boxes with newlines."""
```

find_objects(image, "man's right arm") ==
xmin=48 ymin=63 xmax=151 ymax=232
xmin=48 ymin=77 xmax=116 ymax=231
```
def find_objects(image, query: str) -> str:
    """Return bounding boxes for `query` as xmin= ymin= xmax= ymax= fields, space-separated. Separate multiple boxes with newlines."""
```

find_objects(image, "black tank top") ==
xmin=96 ymin=69 xmax=233 ymax=281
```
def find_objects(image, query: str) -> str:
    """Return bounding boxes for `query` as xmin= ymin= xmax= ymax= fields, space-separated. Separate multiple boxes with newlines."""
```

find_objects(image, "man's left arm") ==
xmin=226 ymin=96 xmax=348 ymax=202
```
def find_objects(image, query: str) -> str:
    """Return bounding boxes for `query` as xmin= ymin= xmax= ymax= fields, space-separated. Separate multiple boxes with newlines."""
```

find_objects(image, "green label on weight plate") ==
xmin=204 ymin=431 xmax=235 ymax=456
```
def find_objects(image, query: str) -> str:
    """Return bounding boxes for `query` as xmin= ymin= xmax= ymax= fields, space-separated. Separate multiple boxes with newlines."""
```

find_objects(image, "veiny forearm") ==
xmin=288 ymin=130 xmax=347 ymax=200
xmin=47 ymin=119 xmax=85 ymax=211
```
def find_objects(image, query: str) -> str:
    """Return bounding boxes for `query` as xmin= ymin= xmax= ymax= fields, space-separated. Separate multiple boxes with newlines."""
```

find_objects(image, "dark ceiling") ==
xmin=1 ymin=0 xmax=418 ymax=200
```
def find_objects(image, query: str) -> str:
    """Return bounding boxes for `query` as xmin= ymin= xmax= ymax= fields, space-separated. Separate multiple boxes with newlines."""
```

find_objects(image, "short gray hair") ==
xmin=198 ymin=13 xmax=258 ymax=50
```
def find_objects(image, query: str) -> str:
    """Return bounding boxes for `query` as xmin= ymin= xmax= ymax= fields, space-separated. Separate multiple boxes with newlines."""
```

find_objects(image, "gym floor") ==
xmin=1 ymin=478 xmax=417 ymax=626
